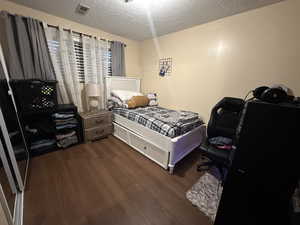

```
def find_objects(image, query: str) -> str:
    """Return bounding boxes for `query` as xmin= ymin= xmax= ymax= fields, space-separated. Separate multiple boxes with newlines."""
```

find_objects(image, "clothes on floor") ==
xmin=31 ymin=139 xmax=56 ymax=150
xmin=56 ymin=124 xmax=77 ymax=130
xmin=56 ymin=131 xmax=76 ymax=140
xmin=57 ymin=135 xmax=78 ymax=148
xmin=56 ymin=129 xmax=78 ymax=148
xmin=52 ymin=112 xmax=79 ymax=148
xmin=55 ymin=120 xmax=78 ymax=126
xmin=53 ymin=112 xmax=78 ymax=130
xmin=52 ymin=113 xmax=75 ymax=119
xmin=54 ymin=117 xmax=77 ymax=123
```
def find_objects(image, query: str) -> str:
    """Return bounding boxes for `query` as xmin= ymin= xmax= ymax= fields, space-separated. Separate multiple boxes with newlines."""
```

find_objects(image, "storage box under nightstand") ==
xmin=80 ymin=110 xmax=112 ymax=142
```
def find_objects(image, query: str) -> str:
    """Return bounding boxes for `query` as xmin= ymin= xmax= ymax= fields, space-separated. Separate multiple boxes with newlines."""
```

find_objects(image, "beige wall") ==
xmin=0 ymin=0 xmax=141 ymax=78
xmin=141 ymin=0 xmax=300 ymax=121
xmin=1 ymin=0 xmax=299 ymax=120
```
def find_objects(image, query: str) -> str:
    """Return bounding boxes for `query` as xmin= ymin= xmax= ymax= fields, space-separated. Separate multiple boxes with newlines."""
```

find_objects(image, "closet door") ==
xmin=0 ymin=183 xmax=14 ymax=225
xmin=0 ymin=106 xmax=28 ymax=191
xmin=0 ymin=136 xmax=17 ymax=218
xmin=0 ymin=44 xmax=29 ymax=190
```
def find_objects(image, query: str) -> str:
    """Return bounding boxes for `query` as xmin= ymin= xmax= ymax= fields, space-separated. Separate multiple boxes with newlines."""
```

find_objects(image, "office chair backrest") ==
xmin=207 ymin=97 xmax=245 ymax=140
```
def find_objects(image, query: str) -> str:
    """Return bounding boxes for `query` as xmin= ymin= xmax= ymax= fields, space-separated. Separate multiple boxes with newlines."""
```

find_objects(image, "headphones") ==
xmin=253 ymin=86 xmax=291 ymax=103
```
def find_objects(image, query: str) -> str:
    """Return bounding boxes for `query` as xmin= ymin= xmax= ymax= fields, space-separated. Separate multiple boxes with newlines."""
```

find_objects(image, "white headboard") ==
xmin=105 ymin=77 xmax=141 ymax=100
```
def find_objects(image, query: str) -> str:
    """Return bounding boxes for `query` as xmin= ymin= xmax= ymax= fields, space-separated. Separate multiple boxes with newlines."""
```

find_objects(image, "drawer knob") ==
xmin=144 ymin=146 xmax=147 ymax=150
xmin=95 ymin=119 xmax=103 ymax=124
xmin=96 ymin=129 xmax=104 ymax=135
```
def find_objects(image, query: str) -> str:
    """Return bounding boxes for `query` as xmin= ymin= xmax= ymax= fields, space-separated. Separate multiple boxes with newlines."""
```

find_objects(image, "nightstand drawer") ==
xmin=84 ymin=114 xmax=111 ymax=129
xmin=85 ymin=125 xmax=112 ymax=142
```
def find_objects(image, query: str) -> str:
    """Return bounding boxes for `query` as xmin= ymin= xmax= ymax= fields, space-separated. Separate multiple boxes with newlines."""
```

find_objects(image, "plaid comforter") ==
xmin=113 ymin=106 xmax=204 ymax=138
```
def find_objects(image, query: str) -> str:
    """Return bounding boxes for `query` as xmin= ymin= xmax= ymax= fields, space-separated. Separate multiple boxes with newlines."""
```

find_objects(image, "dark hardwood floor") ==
xmin=24 ymin=135 xmax=211 ymax=225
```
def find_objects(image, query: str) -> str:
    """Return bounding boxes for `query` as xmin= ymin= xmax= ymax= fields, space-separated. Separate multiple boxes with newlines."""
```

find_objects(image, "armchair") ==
xmin=198 ymin=97 xmax=244 ymax=183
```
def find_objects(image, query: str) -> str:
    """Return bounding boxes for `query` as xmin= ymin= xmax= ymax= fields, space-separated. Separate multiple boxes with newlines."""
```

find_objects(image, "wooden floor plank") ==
xmin=24 ymin=135 xmax=212 ymax=225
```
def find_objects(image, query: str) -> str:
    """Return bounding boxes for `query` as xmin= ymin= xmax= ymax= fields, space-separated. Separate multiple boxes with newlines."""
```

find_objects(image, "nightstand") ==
xmin=80 ymin=110 xmax=113 ymax=142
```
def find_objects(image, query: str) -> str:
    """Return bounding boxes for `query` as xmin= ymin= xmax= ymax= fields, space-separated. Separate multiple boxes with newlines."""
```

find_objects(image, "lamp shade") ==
xmin=86 ymin=83 xmax=100 ymax=97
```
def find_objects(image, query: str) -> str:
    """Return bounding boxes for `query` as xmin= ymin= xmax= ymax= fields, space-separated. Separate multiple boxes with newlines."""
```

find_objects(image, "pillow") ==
xmin=108 ymin=96 xmax=128 ymax=109
xmin=107 ymin=99 xmax=115 ymax=110
xmin=147 ymin=93 xmax=158 ymax=106
xmin=111 ymin=90 xmax=143 ymax=102
xmin=110 ymin=96 xmax=124 ymax=107
xmin=127 ymin=96 xmax=150 ymax=109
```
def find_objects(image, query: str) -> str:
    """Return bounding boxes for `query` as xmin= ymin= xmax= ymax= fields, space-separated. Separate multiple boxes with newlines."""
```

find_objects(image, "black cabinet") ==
xmin=214 ymin=101 xmax=300 ymax=225
xmin=22 ymin=104 xmax=83 ymax=157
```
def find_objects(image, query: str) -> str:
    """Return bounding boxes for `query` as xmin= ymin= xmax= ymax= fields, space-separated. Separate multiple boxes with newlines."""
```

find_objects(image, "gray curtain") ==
xmin=111 ymin=41 xmax=125 ymax=76
xmin=0 ymin=11 xmax=56 ymax=80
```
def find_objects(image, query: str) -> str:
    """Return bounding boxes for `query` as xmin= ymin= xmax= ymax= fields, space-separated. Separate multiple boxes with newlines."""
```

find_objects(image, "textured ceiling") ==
xmin=8 ymin=0 xmax=284 ymax=40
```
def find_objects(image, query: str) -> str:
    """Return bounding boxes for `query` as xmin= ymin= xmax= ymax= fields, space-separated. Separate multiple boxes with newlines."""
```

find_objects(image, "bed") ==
xmin=106 ymin=77 xmax=206 ymax=174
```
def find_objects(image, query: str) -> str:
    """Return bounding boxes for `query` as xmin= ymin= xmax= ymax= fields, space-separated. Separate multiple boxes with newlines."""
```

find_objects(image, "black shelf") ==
xmin=291 ymin=213 xmax=300 ymax=225
xmin=20 ymin=104 xmax=83 ymax=158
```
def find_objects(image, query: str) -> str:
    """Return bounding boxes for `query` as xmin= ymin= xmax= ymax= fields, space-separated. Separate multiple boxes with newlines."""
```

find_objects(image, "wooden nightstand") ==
xmin=80 ymin=110 xmax=113 ymax=142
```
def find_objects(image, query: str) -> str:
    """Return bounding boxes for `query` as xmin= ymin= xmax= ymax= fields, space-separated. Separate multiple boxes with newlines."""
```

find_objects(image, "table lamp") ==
xmin=86 ymin=83 xmax=100 ymax=112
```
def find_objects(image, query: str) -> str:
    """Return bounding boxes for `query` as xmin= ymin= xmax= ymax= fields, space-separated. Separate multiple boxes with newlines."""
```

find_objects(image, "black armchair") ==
xmin=198 ymin=97 xmax=244 ymax=183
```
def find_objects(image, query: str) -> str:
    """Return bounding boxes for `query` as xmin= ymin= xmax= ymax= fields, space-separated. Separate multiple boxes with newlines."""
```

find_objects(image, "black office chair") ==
xmin=198 ymin=97 xmax=245 ymax=184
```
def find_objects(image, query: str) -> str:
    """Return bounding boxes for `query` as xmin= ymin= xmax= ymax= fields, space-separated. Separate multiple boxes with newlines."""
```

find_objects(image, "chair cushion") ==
xmin=199 ymin=140 xmax=231 ymax=166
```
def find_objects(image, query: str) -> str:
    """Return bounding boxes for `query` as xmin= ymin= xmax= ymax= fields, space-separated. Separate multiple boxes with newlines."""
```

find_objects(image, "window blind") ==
xmin=101 ymin=41 xmax=112 ymax=77
xmin=108 ymin=47 xmax=112 ymax=76
xmin=82 ymin=36 xmax=97 ymax=83
xmin=72 ymin=33 xmax=85 ymax=83
xmin=47 ymin=28 xmax=112 ymax=83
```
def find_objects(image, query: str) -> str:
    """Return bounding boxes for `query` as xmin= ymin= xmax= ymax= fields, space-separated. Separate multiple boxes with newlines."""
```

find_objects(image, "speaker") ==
xmin=261 ymin=88 xmax=288 ymax=103
xmin=253 ymin=86 xmax=269 ymax=99
xmin=253 ymin=86 xmax=288 ymax=103
xmin=214 ymin=101 xmax=300 ymax=225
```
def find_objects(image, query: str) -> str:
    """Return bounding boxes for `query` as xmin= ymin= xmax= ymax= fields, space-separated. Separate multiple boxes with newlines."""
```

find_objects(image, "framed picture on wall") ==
xmin=159 ymin=58 xmax=172 ymax=77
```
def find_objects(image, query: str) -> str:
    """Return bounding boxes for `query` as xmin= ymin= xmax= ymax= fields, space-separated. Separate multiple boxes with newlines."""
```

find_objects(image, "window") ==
xmin=107 ymin=47 xmax=112 ymax=76
xmin=72 ymin=33 xmax=112 ymax=83
xmin=47 ymin=28 xmax=112 ymax=84
xmin=72 ymin=33 xmax=85 ymax=83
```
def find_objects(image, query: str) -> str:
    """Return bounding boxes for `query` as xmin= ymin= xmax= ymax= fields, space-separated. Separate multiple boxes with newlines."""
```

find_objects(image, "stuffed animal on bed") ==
xmin=147 ymin=93 xmax=158 ymax=106
xmin=127 ymin=96 xmax=150 ymax=109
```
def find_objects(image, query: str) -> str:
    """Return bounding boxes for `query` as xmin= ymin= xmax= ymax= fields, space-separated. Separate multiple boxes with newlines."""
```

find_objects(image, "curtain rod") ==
xmin=0 ymin=12 xmax=128 ymax=47
xmin=47 ymin=24 xmax=127 ymax=47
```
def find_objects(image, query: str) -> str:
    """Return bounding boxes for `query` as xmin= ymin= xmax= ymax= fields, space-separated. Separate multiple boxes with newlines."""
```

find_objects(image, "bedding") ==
xmin=113 ymin=106 xmax=204 ymax=138
xmin=111 ymin=90 xmax=143 ymax=102
xmin=109 ymin=96 xmax=128 ymax=108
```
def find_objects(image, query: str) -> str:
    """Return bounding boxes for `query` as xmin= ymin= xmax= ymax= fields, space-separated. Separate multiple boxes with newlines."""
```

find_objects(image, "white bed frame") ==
xmin=106 ymin=77 xmax=206 ymax=174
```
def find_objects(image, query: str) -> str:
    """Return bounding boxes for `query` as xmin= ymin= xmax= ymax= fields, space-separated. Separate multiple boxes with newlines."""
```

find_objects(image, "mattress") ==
xmin=113 ymin=106 xmax=204 ymax=138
